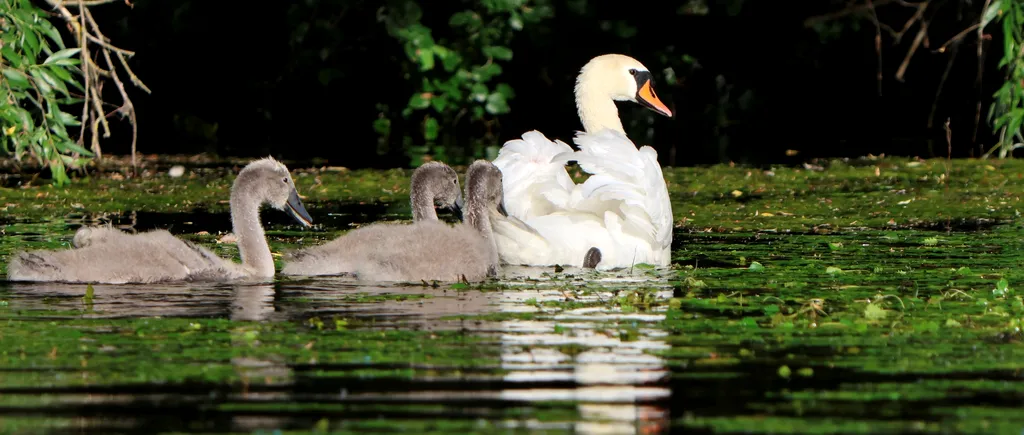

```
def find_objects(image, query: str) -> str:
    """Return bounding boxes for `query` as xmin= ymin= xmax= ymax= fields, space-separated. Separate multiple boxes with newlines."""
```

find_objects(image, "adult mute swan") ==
xmin=282 ymin=160 xmax=507 ymax=282
xmin=6 ymin=157 xmax=313 ymax=284
xmin=491 ymin=54 xmax=674 ymax=270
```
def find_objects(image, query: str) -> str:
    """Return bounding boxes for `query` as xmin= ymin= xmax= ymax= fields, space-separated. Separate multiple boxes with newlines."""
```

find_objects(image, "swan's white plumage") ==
xmin=492 ymin=129 xmax=672 ymax=269
xmin=491 ymin=130 xmax=576 ymax=220
xmin=489 ymin=53 xmax=675 ymax=270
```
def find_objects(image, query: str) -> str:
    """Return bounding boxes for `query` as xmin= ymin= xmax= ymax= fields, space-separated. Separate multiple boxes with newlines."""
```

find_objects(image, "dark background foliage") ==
xmin=68 ymin=0 xmax=1018 ymax=168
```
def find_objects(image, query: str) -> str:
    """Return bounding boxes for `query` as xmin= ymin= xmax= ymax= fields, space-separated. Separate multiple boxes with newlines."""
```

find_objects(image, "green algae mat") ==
xmin=1 ymin=156 xmax=1023 ymax=434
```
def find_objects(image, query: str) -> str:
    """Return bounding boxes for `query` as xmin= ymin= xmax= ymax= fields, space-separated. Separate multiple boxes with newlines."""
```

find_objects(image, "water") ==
xmin=3 ymin=158 xmax=1024 ymax=434
xmin=0 ymin=206 xmax=675 ymax=434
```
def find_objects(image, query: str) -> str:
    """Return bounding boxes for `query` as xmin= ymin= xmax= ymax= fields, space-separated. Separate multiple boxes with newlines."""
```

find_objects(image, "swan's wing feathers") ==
xmin=555 ymin=130 xmax=645 ymax=180
xmin=637 ymin=145 xmax=673 ymax=250
xmin=492 ymin=130 xmax=576 ymax=219
xmin=553 ymin=131 xmax=672 ymax=247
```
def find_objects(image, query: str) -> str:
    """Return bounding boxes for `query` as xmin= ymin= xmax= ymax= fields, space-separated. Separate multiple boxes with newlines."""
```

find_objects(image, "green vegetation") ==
xmin=6 ymin=0 xmax=1024 ymax=184
xmin=1 ymin=0 xmax=92 ymax=185
xmin=984 ymin=0 xmax=1024 ymax=157
xmin=2 ymin=157 xmax=1024 ymax=432
xmin=377 ymin=0 xmax=544 ymax=164
xmin=1 ymin=0 xmax=147 ymax=185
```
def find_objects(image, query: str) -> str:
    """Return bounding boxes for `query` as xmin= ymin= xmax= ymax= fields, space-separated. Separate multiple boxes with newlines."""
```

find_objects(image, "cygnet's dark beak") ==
xmin=448 ymin=193 xmax=465 ymax=221
xmin=496 ymin=198 xmax=508 ymax=217
xmin=285 ymin=188 xmax=313 ymax=227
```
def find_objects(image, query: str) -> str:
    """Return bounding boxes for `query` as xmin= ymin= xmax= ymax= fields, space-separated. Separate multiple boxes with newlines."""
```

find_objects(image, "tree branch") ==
xmin=42 ymin=0 xmax=150 ymax=173
xmin=895 ymin=23 xmax=928 ymax=81
xmin=866 ymin=0 xmax=884 ymax=95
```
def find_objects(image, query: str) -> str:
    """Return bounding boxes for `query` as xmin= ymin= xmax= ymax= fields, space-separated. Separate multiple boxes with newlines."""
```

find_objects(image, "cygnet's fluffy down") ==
xmin=281 ymin=161 xmax=466 ymax=278
xmin=282 ymin=160 xmax=506 ymax=282
xmin=6 ymin=157 xmax=313 ymax=284
xmin=297 ymin=220 xmax=495 ymax=282
xmin=9 ymin=227 xmax=241 ymax=284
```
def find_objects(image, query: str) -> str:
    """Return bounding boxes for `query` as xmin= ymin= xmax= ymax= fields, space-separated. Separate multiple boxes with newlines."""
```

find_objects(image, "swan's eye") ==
xmin=628 ymin=68 xmax=637 ymax=76
xmin=282 ymin=177 xmax=288 ymax=183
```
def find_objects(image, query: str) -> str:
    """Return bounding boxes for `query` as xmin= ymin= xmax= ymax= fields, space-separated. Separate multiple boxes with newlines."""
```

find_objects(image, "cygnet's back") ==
xmin=281 ymin=161 xmax=463 ymax=276
xmin=330 ymin=160 xmax=507 ymax=283
xmin=10 ymin=228 xmax=236 ymax=284
xmin=342 ymin=220 xmax=495 ymax=282
xmin=6 ymin=158 xmax=313 ymax=284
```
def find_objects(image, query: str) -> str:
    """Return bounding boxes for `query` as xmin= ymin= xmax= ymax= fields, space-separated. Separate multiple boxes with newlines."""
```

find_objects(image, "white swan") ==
xmin=5 ymin=157 xmax=313 ymax=284
xmin=490 ymin=53 xmax=674 ymax=270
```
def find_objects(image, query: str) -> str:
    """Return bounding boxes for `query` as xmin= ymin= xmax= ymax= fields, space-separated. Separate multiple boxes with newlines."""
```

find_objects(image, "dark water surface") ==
xmin=3 ymin=159 xmax=1024 ymax=434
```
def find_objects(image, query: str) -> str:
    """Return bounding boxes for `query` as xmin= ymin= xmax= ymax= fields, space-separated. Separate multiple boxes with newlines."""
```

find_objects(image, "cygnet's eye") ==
xmin=628 ymin=68 xmax=637 ymax=76
xmin=282 ymin=177 xmax=288 ymax=184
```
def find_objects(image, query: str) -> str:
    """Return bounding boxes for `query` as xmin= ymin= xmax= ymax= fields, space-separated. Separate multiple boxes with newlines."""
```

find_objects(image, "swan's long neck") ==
xmin=575 ymin=75 xmax=626 ymax=134
xmin=466 ymin=201 xmax=499 ymax=267
xmin=410 ymin=185 xmax=438 ymax=221
xmin=230 ymin=186 xmax=275 ymax=278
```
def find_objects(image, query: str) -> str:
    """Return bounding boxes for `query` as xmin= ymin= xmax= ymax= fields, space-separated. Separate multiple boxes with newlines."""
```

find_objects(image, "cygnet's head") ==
xmin=577 ymin=53 xmax=673 ymax=118
xmin=411 ymin=161 xmax=464 ymax=218
xmin=465 ymin=160 xmax=508 ymax=217
xmin=232 ymin=157 xmax=313 ymax=227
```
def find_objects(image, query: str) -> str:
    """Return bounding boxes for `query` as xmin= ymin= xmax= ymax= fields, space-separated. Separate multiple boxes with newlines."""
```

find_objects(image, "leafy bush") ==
xmin=985 ymin=0 xmax=1024 ymax=158
xmin=378 ymin=0 xmax=553 ymax=164
xmin=1 ymin=0 xmax=91 ymax=185
xmin=1 ymin=0 xmax=147 ymax=185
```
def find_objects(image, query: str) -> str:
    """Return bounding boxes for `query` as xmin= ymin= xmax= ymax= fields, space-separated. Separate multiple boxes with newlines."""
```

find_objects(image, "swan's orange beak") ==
xmin=636 ymin=80 xmax=673 ymax=118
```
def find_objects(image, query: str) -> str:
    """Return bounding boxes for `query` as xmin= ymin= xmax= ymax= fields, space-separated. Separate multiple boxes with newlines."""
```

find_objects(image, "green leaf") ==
xmin=36 ymin=19 xmax=66 ymax=50
xmin=430 ymin=95 xmax=448 ymax=112
xmin=61 ymin=140 xmax=94 ymax=156
xmin=12 ymin=107 xmax=33 ymax=131
xmin=448 ymin=11 xmax=479 ymax=28
xmin=407 ymin=93 xmax=430 ymax=110
xmin=485 ymin=91 xmax=510 ymax=115
xmin=434 ymin=47 xmax=462 ymax=72
xmin=31 ymin=68 xmax=68 ymax=96
xmin=416 ymin=48 xmax=435 ymax=71
xmin=28 ymin=70 xmax=51 ymax=94
xmin=1007 ymin=109 xmax=1024 ymax=137
xmin=495 ymin=83 xmax=516 ymax=99
xmin=423 ymin=116 xmax=439 ymax=141
xmin=509 ymin=13 xmax=524 ymax=31
xmin=2 ymin=69 xmax=31 ymax=90
xmin=51 ymin=160 xmax=70 ymax=186
xmin=483 ymin=45 xmax=513 ymax=61
xmin=47 ymin=65 xmax=83 ymax=91
xmin=22 ymin=28 xmax=41 ymax=60
xmin=470 ymin=83 xmax=488 ymax=102
xmin=1 ymin=45 xmax=25 ymax=68
xmin=49 ymin=117 xmax=69 ymax=139
xmin=57 ymin=110 xmax=81 ymax=127
xmin=372 ymin=117 xmax=391 ymax=136
xmin=472 ymin=62 xmax=503 ymax=82
xmin=43 ymin=48 xmax=81 ymax=65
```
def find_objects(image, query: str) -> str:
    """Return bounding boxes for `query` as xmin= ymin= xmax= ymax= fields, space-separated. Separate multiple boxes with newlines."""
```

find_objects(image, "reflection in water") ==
xmin=494 ymin=266 xmax=673 ymax=434
xmin=0 ymin=208 xmax=675 ymax=433
xmin=0 ymin=266 xmax=673 ymax=433
xmin=230 ymin=284 xmax=275 ymax=321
